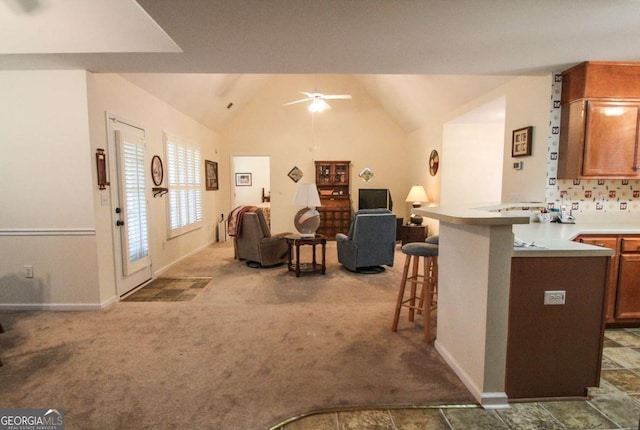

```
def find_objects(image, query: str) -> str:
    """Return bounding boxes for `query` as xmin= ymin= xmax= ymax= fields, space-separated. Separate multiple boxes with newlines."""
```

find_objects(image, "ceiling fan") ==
xmin=284 ymin=91 xmax=352 ymax=112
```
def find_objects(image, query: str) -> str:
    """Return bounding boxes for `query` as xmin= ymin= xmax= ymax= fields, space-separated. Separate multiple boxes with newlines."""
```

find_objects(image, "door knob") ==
xmin=116 ymin=220 xmax=125 ymax=226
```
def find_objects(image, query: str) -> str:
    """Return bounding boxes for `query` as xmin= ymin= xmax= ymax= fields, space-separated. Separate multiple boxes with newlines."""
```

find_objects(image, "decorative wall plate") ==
xmin=429 ymin=150 xmax=439 ymax=176
xmin=359 ymin=167 xmax=374 ymax=183
xmin=151 ymin=155 xmax=164 ymax=186
xmin=288 ymin=166 xmax=303 ymax=183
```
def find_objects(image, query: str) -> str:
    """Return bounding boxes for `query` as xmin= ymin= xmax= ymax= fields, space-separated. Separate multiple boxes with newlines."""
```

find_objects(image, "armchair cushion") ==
xmin=336 ymin=209 xmax=397 ymax=272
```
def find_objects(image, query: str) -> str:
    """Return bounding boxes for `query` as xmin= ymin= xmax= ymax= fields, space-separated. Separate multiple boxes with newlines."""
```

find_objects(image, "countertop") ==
xmin=416 ymin=203 xmax=639 ymax=258
xmin=512 ymin=220 xmax=638 ymax=257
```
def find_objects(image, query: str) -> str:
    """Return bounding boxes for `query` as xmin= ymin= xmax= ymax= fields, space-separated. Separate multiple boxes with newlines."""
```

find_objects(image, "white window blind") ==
xmin=115 ymin=129 xmax=150 ymax=276
xmin=166 ymin=134 xmax=202 ymax=238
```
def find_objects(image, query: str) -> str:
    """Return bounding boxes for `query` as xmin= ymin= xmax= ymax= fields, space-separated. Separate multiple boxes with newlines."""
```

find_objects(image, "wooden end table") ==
xmin=285 ymin=234 xmax=327 ymax=277
xmin=400 ymin=224 xmax=427 ymax=245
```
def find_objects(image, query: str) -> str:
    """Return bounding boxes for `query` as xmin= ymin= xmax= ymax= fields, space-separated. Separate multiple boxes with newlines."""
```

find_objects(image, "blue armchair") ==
xmin=336 ymin=209 xmax=397 ymax=272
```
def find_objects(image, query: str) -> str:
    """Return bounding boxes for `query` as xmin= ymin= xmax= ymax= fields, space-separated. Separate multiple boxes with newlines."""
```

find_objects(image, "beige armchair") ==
xmin=235 ymin=210 xmax=290 ymax=268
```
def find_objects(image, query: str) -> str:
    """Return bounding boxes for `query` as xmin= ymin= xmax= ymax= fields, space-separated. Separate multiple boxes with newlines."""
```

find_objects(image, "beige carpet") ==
xmin=0 ymin=241 xmax=474 ymax=429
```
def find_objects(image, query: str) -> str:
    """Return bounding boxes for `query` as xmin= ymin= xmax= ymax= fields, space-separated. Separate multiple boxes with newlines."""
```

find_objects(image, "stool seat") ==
xmin=393 ymin=242 xmax=439 ymax=342
xmin=401 ymin=242 xmax=438 ymax=257
xmin=425 ymin=235 xmax=439 ymax=245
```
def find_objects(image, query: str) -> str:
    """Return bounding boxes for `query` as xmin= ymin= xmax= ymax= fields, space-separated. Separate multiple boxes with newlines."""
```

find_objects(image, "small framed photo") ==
xmin=235 ymin=173 xmax=252 ymax=186
xmin=205 ymin=160 xmax=218 ymax=190
xmin=512 ymin=126 xmax=533 ymax=157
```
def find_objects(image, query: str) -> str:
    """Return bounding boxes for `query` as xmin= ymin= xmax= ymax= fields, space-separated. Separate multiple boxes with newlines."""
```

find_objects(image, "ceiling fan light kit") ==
xmin=284 ymin=91 xmax=352 ymax=112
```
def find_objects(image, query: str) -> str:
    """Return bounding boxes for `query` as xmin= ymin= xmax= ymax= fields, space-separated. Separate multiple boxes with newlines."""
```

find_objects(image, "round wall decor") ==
xmin=429 ymin=150 xmax=439 ymax=176
xmin=151 ymin=155 xmax=164 ymax=186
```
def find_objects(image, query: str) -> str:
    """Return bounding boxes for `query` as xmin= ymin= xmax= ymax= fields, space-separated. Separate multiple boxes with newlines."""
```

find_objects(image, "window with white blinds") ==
xmin=122 ymin=140 xmax=149 ymax=263
xmin=165 ymin=134 xmax=203 ymax=238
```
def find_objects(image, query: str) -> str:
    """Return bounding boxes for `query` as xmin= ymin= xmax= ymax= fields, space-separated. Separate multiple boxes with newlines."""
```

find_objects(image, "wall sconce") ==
xmin=96 ymin=148 xmax=110 ymax=190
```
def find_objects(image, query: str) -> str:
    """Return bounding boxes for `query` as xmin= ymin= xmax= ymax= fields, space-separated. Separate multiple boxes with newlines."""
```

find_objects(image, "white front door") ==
xmin=107 ymin=116 xmax=152 ymax=296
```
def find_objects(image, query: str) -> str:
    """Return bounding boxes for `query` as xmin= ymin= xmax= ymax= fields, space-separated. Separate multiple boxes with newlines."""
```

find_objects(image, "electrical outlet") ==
xmin=24 ymin=265 xmax=34 ymax=278
xmin=544 ymin=290 xmax=566 ymax=305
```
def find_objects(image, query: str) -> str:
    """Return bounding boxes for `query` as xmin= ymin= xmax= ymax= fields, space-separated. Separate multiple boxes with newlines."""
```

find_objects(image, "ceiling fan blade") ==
xmin=323 ymin=94 xmax=352 ymax=100
xmin=283 ymin=98 xmax=312 ymax=106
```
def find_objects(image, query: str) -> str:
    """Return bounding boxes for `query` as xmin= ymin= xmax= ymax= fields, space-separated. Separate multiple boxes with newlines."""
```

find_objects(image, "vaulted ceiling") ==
xmin=2 ymin=0 xmax=639 ymax=131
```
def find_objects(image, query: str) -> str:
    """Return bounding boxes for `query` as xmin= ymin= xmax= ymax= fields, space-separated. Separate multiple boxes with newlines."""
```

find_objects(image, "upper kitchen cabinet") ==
xmin=558 ymin=62 xmax=640 ymax=179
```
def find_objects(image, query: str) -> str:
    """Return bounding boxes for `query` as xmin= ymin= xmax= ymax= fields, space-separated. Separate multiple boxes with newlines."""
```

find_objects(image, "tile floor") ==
xmin=121 ymin=276 xmax=211 ymax=302
xmin=273 ymin=328 xmax=640 ymax=430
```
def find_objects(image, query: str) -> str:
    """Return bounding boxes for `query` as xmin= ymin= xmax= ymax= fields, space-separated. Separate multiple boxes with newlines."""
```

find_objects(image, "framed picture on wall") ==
xmin=512 ymin=126 xmax=533 ymax=157
xmin=205 ymin=160 xmax=218 ymax=190
xmin=235 ymin=173 xmax=252 ymax=186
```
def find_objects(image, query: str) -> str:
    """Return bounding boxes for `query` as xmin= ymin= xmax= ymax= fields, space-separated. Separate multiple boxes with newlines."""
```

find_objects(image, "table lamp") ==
xmin=293 ymin=183 xmax=322 ymax=237
xmin=405 ymin=185 xmax=428 ymax=225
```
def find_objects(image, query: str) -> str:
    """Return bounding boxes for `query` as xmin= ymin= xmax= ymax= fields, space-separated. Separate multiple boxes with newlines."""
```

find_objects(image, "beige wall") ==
xmin=221 ymin=75 xmax=408 ymax=232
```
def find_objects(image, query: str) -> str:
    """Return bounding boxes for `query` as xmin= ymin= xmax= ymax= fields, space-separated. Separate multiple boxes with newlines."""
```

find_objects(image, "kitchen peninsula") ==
xmin=416 ymin=204 xmax=616 ymax=407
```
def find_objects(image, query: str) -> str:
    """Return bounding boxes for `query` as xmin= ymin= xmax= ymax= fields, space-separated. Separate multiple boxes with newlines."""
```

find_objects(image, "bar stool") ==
xmin=392 ymin=240 xmax=439 ymax=342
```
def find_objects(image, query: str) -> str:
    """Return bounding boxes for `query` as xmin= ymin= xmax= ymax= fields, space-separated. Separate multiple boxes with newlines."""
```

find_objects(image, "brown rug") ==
xmin=122 ymin=277 xmax=211 ymax=302
xmin=0 ymin=242 xmax=474 ymax=429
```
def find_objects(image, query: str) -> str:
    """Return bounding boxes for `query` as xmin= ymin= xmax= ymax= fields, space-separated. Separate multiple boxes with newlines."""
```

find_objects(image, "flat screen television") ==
xmin=358 ymin=188 xmax=393 ymax=211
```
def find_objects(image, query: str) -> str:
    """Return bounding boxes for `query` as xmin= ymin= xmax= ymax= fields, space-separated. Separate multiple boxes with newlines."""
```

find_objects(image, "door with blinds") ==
xmin=108 ymin=116 xmax=152 ymax=297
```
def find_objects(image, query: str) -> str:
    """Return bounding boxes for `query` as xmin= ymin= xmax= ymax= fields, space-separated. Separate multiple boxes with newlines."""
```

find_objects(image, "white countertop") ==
xmin=416 ymin=203 xmax=639 ymax=258
xmin=512 ymin=221 xmax=639 ymax=257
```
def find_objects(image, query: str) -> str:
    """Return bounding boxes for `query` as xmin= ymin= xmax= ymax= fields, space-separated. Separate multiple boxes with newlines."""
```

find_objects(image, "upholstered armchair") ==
xmin=235 ymin=210 xmax=290 ymax=268
xmin=336 ymin=209 xmax=397 ymax=272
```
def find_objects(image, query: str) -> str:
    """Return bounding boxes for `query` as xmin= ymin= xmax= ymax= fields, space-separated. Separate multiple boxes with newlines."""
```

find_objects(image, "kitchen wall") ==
xmin=546 ymin=73 xmax=640 ymax=214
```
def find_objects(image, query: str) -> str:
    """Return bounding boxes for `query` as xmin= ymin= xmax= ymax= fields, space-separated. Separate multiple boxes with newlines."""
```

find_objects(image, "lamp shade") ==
xmin=405 ymin=185 xmax=428 ymax=205
xmin=293 ymin=183 xmax=321 ymax=207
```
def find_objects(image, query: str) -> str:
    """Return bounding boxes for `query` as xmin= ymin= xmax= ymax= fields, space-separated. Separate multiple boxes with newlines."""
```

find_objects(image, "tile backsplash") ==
xmin=545 ymin=73 xmax=640 ymax=214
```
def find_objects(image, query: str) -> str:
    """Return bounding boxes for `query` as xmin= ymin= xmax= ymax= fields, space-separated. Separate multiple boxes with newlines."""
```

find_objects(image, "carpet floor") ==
xmin=0 ymin=241 xmax=474 ymax=429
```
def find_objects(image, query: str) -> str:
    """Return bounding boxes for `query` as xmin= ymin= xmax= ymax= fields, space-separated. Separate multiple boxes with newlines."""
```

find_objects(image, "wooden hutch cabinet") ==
xmin=574 ymin=234 xmax=640 ymax=326
xmin=315 ymin=161 xmax=351 ymax=239
xmin=558 ymin=62 xmax=640 ymax=179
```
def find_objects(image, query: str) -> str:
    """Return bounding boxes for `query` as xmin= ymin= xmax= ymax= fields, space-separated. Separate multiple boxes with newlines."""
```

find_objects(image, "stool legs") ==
xmin=392 ymin=254 xmax=438 ymax=342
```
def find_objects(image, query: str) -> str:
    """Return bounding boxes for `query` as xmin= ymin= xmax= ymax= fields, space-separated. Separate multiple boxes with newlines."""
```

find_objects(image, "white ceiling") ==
xmin=2 ymin=0 xmax=640 ymax=130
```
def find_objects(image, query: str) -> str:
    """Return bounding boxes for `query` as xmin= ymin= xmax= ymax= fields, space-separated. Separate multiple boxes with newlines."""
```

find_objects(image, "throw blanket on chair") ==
xmin=227 ymin=206 xmax=258 ymax=259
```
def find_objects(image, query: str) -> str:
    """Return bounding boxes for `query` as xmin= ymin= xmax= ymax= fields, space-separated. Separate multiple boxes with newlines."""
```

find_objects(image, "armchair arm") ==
xmin=336 ymin=234 xmax=358 ymax=271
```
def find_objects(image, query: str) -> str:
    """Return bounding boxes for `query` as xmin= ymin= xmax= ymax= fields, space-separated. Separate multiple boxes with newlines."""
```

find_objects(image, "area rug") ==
xmin=122 ymin=276 xmax=212 ymax=302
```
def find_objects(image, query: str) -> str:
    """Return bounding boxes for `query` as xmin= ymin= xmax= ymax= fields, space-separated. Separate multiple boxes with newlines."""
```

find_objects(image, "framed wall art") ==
xmin=151 ymin=155 xmax=164 ymax=186
xmin=287 ymin=166 xmax=303 ymax=183
xmin=512 ymin=126 xmax=533 ymax=157
xmin=429 ymin=150 xmax=439 ymax=176
xmin=205 ymin=160 xmax=218 ymax=190
xmin=235 ymin=172 xmax=252 ymax=186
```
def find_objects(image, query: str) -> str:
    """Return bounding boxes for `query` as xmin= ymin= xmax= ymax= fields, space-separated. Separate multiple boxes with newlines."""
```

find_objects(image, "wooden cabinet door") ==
xmin=583 ymin=101 xmax=640 ymax=177
xmin=616 ymin=237 xmax=640 ymax=319
xmin=616 ymin=253 xmax=640 ymax=319
xmin=575 ymin=235 xmax=619 ymax=322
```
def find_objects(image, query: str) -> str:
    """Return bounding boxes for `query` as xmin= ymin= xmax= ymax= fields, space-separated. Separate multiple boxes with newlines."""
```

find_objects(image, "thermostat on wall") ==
xmin=513 ymin=161 xmax=523 ymax=170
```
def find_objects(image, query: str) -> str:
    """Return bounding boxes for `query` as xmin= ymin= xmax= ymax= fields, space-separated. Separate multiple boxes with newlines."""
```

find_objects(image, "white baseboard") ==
xmin=0 ymin=303 xmax=104 ymax=311
xmin=434 ymin=340 xmax=509 ymax=409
